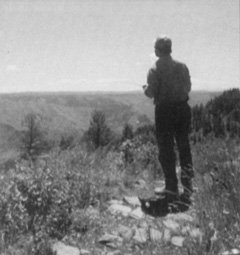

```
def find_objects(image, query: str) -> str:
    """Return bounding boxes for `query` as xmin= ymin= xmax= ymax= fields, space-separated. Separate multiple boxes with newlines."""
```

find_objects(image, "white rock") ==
xmin=150 ymin=228 xmax=162 ymax=243
xmin=189 ymin=228 xmax=203 ymax=242
xmin=129 ymin=207 xmax=145 ymax=219
xmin=167 ymin=213 xmax=194 ymax=222
xmin=163 ymin=229 xmax=171 ymax=242
xmin=163 ymin=219 xmax=180 ymax=232
xmin=107 ymin=250 xmax=121 ymax=255
xmin=108 ymin=204 xmax=132 ymax=216
xmin=220 ymin=251 xmax=231 ymax=255
xmin=123 ymin=196 xmax=141 ymax=206
xmin=118 ymin=225 xmax=133 ymax=239
xmin=52 ymin=242 xmax=80 ymax=255
xmin=108 ymin=199 xmax=123 ymax=205
xmin=231 ymin=248 xmax=240 ymax=254
xmin=133 ymin=228 xmax=148 ymax=243
xmin=80 ymin=250 xmax=90 ymax=255
xmin=171 ymin=236 xmax=185 ymax=247
xmin=223 ymin=209 xmax=230 ymax=215
xmin=154 ymin=187 xmax=164 ymax=195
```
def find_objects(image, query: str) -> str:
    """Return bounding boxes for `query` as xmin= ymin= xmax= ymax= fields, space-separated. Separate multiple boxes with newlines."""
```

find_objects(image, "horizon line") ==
xmin=0 ymin=88 xmax=237 ymax=95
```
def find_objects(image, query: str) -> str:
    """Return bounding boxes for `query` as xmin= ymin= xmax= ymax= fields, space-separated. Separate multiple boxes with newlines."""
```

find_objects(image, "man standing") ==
xmin=143 ymin=36 xmax=194 ymax=207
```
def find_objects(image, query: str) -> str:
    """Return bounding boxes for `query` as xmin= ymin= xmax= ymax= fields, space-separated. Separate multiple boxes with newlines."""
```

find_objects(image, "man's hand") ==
xmin=143 ymin=84 xmax=154 ymax=98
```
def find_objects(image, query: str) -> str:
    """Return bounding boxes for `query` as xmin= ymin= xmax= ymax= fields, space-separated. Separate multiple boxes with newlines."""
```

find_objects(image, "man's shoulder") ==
xmin=172 ymin=58 xmax=187 ymax=68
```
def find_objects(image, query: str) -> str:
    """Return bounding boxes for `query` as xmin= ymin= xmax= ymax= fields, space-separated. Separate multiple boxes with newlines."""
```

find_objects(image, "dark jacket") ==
xmin=145 ymin=56 xmax=191 ymax=105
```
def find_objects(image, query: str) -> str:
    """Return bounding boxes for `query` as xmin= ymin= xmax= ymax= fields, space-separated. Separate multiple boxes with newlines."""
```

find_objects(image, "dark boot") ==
xmin=181 ymin=177 xmax=193 ymax=205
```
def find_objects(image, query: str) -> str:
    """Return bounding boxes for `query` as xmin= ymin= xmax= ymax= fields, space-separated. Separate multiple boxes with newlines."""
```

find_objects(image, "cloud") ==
xmin=6 ymin=65 xmax=20 ymax=72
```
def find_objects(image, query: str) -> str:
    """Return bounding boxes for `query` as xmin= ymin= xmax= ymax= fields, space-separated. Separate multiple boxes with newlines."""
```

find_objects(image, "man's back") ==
xmin=147 ymin=56 xmax=191 ymax=105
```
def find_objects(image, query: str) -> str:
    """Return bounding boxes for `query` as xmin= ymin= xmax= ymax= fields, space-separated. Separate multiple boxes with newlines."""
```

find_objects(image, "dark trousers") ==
xmin=155 ymin=101 xmax=193 ymax=192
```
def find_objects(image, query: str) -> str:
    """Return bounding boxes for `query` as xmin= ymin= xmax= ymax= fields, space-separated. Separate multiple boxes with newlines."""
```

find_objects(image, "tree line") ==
xmin=191 ymin=88 xmax=240 ymax=142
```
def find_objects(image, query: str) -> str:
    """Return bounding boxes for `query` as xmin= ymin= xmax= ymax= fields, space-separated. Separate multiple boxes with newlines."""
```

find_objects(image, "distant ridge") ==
xmin=0 ymin=89 xmax=220 ymax=94
xmin=0 ymin=90 xmax=220 ymax=130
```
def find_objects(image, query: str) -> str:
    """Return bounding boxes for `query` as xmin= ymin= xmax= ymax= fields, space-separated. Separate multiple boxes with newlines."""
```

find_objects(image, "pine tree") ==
xmin=122 ymin=123 xmax=134 ymax=141
xmin=21 ymin=113 xmax=48 ymax=159
xmin=86 ymin=110 xmax=112 ymax=149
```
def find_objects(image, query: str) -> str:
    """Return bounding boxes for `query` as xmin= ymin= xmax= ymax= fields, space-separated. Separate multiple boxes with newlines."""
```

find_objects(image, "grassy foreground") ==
xmin=0 ymin=137 xmax=239 ymax=255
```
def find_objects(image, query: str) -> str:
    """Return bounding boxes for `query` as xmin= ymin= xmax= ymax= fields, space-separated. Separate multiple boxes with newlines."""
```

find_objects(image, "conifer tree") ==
xmin=21 ymin=113 xmax=47 ymax=159
xmin=86 ymin=110 xmax=112 ymax=149
xmin=122 ymin=123 xmax=134 ymax=141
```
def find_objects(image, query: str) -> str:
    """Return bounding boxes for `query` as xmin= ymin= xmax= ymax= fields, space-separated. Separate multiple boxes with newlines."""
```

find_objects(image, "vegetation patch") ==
xmin=0 ymin=89 xmax=239 ymax=254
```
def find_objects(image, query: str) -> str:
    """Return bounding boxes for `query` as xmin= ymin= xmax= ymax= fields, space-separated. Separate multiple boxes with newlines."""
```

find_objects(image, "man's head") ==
xmin=154 ymin=36 xmax=172 ymax=57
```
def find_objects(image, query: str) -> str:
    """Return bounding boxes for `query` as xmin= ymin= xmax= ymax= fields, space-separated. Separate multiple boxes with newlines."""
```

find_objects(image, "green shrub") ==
xmin=120 ymin=135 xmax=160 ymax=179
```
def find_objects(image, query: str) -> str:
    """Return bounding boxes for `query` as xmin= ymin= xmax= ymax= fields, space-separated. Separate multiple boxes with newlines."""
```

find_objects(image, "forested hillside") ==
xmin=191 ymin=88 xmax=240 ymax=141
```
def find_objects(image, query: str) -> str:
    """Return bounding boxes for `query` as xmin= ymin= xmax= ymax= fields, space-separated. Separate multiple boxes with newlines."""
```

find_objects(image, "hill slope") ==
xmin=0 ymin=90 xmax=219 ymax=164
xmin=0 ymin=90 xmax=219 ymax=132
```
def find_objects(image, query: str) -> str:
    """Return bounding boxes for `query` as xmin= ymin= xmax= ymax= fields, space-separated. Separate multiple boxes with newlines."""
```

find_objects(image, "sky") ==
xmin=0 ymin=0 xmax=239 ymax=93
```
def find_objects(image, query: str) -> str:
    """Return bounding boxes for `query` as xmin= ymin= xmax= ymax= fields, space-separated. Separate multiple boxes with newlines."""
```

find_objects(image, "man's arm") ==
xmin=143 ymin=69 xmax=158 ymax=99
xmin=184 ymin=65 xmax=191 ymax=92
